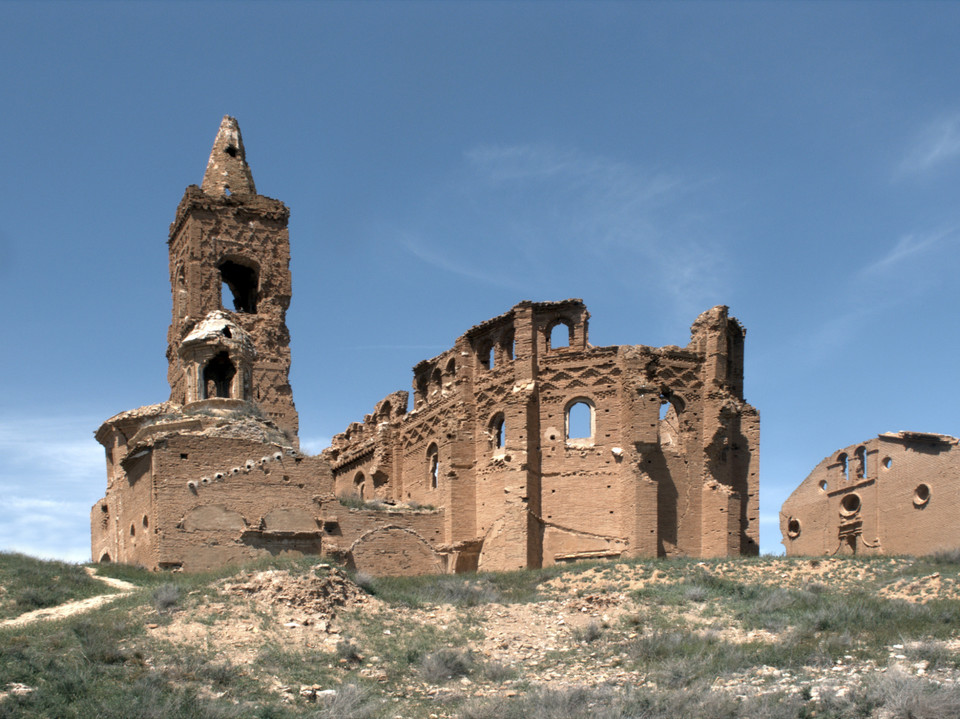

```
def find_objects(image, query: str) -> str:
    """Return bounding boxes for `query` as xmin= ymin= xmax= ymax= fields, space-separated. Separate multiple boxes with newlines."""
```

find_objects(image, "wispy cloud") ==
xmin=899 ymin=113 xmax=960 ymax=175
xmin=397 ymin=143 xmax=732 ymax=320
xmin=0 ymin=414 xmax=104 ymax=561
xmin=299 ymin=435 xmax=332 ymax=455
xmin=860 ymin=227 xmax=957 ymax=277
xmin=401 ymin=233 xmax=527 ymax=290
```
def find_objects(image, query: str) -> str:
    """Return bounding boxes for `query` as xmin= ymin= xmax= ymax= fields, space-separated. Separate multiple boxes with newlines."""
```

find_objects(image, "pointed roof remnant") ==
xmin=201 ymin=115 xmax=257 ymax=196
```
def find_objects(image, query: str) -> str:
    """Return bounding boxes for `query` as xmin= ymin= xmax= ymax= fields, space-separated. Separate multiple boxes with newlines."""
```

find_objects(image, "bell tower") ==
xmin=165 ymin=116 xmax=299 ymax=444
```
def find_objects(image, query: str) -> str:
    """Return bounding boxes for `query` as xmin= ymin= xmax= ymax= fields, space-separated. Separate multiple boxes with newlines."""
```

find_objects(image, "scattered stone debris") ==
xmin=221 ymin=565 xmax=374 ymax=629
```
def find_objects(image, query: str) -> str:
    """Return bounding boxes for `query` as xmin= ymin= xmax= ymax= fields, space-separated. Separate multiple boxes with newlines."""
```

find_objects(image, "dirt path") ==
xmin=0 ymin=568 xmax=138 ymax=629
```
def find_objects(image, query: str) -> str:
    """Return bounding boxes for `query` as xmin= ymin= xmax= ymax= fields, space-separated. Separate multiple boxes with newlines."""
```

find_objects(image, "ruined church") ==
xmin=91 ymin=117 xmax=760 ymax=574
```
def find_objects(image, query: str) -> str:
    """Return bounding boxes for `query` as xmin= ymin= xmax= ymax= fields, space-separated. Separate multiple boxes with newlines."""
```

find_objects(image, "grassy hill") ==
xmin=3 ymin=551 xmax=960 ymax=718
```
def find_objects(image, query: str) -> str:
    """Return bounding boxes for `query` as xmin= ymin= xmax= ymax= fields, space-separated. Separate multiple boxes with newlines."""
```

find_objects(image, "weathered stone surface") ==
xmin=91 ymin=117 xmax=760 ymax=575
xmin=781 ymin=432 xmax=960 ymax=556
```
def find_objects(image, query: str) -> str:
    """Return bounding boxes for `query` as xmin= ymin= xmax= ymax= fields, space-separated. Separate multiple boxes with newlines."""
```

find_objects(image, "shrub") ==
xmin=419 ymin=647 xmax=473 ymax=683
xmin=336 ymin=638 xmax=362 ymax=664
xmin=930 ymin=547 xmax=960 ymax=565
xmin=73 ymin=619 xmax=130 ymax=664
xmin=152 ymin=583 xmax=180 ymax=612
xmin=572 ymin=620 xmax=602 ymax=644
xmin=310 ymin=684 xmax=381 ymax=719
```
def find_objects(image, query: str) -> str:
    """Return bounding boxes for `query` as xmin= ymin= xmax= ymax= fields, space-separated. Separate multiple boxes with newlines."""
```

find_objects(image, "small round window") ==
xmin=840 ymin=493 xmax=861 ymax=517
xmin=818 ymin=480 xmax=828 ymax=492
xmin=883 ymin=457 xmax=892 ymax=470
xmin=914 ymin=483 xmax=931 ymax=508
xmin=787 ymin=518 xmax=801 ymax=539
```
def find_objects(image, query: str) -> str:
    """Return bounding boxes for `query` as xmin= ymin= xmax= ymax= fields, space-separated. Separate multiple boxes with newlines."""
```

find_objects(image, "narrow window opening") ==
xmin=477 ymin=341 xmax=494 ymax=370
xmin=838 ymin=453 xmax=849 ymax=481
xmin=219 ymin=260 xmax=258 ymax=313
xmin=491 ymin=413 xmax=506 ymax=449
xmin=566 ymin=400 xmax=593 ymax=441
xmin=856 ymin=446 xmax=868 ymax=479
xmin=224 ymin=185 xmax=231 ymax=196
xmin=203 ymin=352 xmax=236 ymax=399
xmin=427 ymin=443 xmax=439 ymax=489
xmin=549 ymin=321 xmax=572 ymax=349
xmin=353 ymin=472 xmax=365 ymax=501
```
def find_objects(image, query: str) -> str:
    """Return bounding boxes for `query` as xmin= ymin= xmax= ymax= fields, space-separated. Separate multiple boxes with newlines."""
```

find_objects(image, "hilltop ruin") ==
xmin=91 ymin=117 xmax=760 ymax=574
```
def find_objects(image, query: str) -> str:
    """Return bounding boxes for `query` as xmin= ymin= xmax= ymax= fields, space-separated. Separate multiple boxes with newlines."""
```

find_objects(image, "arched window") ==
xmin=548 ymin=320 xmax=572 ymax=350
xmin=219 ymin=259 xmax=259 ymax=314
xmin=565 ymin=399 xmax=594 ymax=443
xmin=490 ymin=413 xmax=506 ymax=450
xmin=203 ymin=352 xmax=236 ymax=399
xmin=477 ymin=340 xmax=494 ymax=370
xmin=354 ymin=472 xmax=366 ymax=500
xmin=444 ymin=357 xmax=457 ymax=379
xmin=427 ymin=443 xmax=439 ymax=489
xmin=855 ymin=446 xmax=868 ymax=479
xmin=837 ymin=452 xmax=849 ymax=481
xmin=431 ymin=367 xmax=442 ymax=394
xmin=416 ymin=374 xmax=429 ymax=406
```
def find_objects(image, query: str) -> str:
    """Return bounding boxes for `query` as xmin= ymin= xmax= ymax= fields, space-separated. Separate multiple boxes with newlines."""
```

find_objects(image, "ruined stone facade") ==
xmin=781 ymin=432 xmax=960 ymax=556
xmin=92 ymin=117 xmax=760 ymax=574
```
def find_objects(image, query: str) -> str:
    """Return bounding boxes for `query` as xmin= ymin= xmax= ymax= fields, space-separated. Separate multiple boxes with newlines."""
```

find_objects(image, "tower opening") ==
xmin=203 ymin=352 xmax=236 ymax=399
xmin=219 ymin=260 xmax=258 ymax=314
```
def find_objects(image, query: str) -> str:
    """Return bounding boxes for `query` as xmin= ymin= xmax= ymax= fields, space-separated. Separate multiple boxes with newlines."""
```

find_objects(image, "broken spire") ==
xmin=201 ymin=115 xmax=257 ymax=196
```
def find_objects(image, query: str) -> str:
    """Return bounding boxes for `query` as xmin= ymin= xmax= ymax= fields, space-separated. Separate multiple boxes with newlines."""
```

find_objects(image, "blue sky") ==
xmin=2 ymin=1 xmax=958 ymax=561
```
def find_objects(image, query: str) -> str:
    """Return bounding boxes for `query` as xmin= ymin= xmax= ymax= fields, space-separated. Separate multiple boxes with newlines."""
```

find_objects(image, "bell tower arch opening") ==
xmin=219 ymin=260 xmax=259 ymax=314
xmin=203 ymin=352 xmax=236 ymax=399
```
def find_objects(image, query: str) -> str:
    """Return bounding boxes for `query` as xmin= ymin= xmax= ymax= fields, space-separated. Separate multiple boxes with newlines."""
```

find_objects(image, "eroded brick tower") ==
xmin=165 ymin=116 xmax=299 ymax=443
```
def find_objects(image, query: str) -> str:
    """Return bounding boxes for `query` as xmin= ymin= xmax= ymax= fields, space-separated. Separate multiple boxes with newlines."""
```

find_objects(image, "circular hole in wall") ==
xmin=787 ymin=518 xmax=801 ymax=538
xmin=914 ymin=483 xmax=931 ymax=507
xmin=883 ymin=457 xmax=892 ymax=469
xmin=818 ymin=480 xmax=828 ymax=492
xmin=840 ymin=493 xmax=861 ymax=517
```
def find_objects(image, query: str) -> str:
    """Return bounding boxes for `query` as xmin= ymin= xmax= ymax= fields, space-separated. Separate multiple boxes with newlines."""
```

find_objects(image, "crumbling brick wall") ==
xmin=781 ymin=432 xmax=960 ymax=556
xmin=324 ymin=300 xmax=760 ymax=571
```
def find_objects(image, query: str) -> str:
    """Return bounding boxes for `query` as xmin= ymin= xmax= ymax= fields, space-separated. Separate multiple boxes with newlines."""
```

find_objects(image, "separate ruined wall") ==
xmin=781 ymin=432 xmax=960 ymax=556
